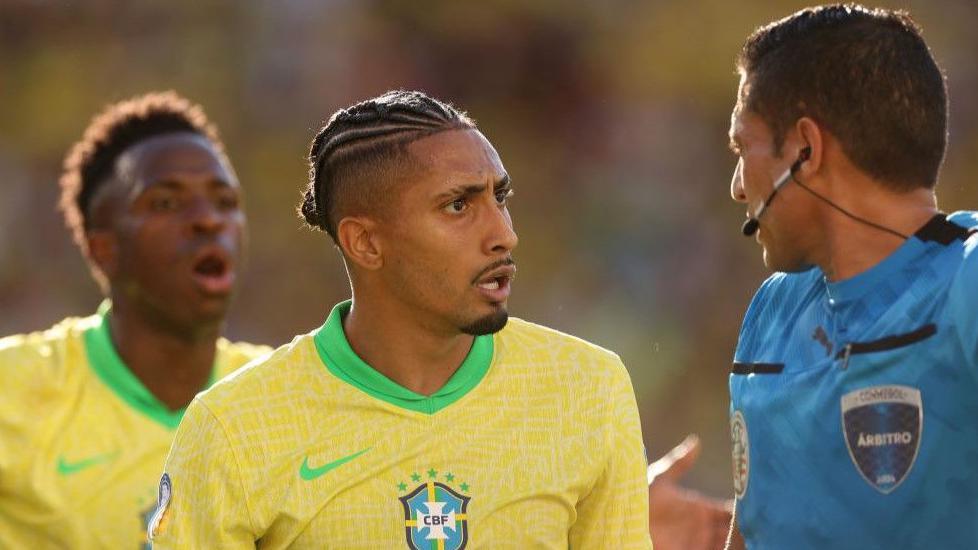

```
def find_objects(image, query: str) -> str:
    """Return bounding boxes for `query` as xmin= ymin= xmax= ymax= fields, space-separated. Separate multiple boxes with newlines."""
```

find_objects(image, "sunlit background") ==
xmin=2 ymin=0 xmax=976 ymax=496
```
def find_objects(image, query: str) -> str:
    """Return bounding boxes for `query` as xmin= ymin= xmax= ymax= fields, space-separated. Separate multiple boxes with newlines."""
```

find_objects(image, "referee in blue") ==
xmin=726 ymin=4 xmax=978 ymax=549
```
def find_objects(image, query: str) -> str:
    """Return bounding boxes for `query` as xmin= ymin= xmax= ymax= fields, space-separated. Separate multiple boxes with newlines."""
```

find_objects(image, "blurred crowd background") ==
xmin=2 ymin=0 xmax=977 ymax=496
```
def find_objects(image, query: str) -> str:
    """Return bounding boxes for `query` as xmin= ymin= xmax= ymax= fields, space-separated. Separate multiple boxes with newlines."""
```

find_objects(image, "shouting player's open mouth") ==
xmin=473 ymin=262 xmax=515 ymax=303
xmin=191 ymin=246 xmax=235 ymax=296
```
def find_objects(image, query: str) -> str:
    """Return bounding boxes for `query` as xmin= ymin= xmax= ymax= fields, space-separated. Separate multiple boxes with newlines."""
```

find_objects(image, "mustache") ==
xmin=471 ymin=257 xmax=516 ymax=285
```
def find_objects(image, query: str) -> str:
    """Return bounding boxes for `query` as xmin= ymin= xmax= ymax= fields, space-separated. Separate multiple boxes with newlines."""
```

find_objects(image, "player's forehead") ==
xmin=114 ymin=132 xmax=237 ymax=193
xmin=406 ymin=129 xmax=506 ymax=189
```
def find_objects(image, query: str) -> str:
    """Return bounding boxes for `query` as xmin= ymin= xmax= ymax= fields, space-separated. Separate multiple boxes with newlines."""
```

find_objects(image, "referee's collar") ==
xmin=824 ymin=214 xmax=959 ymax=305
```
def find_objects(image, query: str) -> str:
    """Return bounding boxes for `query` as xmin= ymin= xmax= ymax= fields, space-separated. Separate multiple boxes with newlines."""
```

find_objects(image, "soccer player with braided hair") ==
xmin=0 ymin=92 xmax=269 ymax=548
xmin=152 ymin=90 xmax=652 ymax=548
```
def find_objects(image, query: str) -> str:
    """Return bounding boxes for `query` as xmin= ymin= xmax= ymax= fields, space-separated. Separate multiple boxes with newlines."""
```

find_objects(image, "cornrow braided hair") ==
xmin=60 ymin=91 xmax=222 ymax=253
xmin=300 ymin=90 xmax=475 ymax=241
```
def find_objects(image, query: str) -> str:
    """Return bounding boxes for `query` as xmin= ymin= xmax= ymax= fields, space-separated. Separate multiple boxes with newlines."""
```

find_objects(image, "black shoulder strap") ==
xmin=915 ymin=214 xmax=974 ymax=245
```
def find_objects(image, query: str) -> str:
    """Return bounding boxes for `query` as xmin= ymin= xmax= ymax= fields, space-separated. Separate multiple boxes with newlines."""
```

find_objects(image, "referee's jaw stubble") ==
xmin=730 ymin=111 xmax=813 ymax=273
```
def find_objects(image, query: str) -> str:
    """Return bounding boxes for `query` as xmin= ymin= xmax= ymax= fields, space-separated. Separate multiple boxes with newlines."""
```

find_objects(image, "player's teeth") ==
xmin=479 ymin=279 xmax=500 ymax=290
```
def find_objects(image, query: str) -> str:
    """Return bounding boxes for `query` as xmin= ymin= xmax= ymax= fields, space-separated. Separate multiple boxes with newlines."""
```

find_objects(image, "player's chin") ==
xmin=187 ymin=292 xmax=233 ymax=324
xmin=459 ymin=306 xmax=509 ymax=336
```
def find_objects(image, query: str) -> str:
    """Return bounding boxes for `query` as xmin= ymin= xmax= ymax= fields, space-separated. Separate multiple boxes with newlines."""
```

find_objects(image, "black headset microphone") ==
xmin=741 ymin=147 xmax=812 ymax=237
xmin=739 ymin=146 xmax=909 ymax=240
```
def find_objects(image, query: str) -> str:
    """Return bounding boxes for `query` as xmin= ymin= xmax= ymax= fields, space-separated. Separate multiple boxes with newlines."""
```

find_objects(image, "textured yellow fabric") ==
xmin=0 ymin=313 xmax=270 ymax=549
xmin=154 ymin=314 xmax=651 ymax=549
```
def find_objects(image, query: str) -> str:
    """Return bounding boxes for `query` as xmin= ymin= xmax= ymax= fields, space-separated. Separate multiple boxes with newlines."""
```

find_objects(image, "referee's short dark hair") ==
xmin=737 ymin=3 xmax=947 ymax=190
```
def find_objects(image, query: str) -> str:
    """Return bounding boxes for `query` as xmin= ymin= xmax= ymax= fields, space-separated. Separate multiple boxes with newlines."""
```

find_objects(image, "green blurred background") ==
xmin=2 ymin=0 xmax=976 ymax=496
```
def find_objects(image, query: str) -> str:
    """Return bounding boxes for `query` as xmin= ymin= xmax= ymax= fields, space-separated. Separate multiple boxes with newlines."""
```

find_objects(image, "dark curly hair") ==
xmin=59 ymin=91 xmax=223 ymax=256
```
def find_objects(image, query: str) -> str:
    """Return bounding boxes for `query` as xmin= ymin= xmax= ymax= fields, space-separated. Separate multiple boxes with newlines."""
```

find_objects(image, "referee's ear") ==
xmin=336 ymin=215 xmax=383 ymax=271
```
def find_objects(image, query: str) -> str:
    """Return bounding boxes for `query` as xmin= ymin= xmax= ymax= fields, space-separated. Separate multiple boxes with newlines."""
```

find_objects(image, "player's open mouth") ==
xmin=191 ymin=249 xmax=235 ymax=295
xmin=474 ymin=263 xmax=516 ymax=302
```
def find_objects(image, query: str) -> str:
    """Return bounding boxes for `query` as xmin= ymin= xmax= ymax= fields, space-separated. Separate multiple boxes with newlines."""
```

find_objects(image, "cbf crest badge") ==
xmin=841 ymin=385 xmax=922 ymax=494
xmin=398 ymin=469 xmax=470 ymax=550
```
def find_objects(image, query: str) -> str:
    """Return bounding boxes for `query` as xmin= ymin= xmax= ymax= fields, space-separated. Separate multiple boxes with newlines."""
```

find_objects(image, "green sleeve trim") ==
xmin=312 ymin=300 xmax=493 ymax=415
xmin=83 ymin=301 xmax=217 ymax=430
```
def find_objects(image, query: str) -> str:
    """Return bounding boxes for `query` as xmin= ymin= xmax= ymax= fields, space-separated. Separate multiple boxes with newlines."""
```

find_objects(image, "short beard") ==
xmin=460 ymin=309 xmax=509 ymax=336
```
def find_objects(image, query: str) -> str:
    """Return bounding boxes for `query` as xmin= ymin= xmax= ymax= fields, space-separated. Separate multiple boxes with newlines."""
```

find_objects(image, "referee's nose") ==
xmin=731 ymin=158 xmax=747 ymax=203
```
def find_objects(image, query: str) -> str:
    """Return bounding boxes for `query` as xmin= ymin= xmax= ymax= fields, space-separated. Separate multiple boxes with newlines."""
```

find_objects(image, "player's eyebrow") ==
xmin=435 ymin=174 xmax=511 ymax=202
xmin=148 ymin=176 xmax=235 ymax=191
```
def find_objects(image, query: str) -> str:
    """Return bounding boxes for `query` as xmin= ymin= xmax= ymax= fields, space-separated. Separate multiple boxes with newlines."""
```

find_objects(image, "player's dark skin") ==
xmin=85 ymin=132 xmax=245 ymax=410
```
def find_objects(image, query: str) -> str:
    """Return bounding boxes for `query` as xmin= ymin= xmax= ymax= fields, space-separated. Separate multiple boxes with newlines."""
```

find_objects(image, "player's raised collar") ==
xmin=83 ymin=301 xmax=218 ymax=429
xmin=311 ymin=300 xmax=494 ymax=415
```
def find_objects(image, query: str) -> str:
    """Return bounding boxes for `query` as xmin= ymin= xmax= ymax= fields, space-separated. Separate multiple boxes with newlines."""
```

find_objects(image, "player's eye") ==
xmin=149 ymin=195 xmax=179 ymax=212
xmin=444 ymin=197 xmax=469 ymax=214
xmin=494 ymin=188 xmax=513 ymax=206
xmin=216 ymin=193 xmax=240 ymax=211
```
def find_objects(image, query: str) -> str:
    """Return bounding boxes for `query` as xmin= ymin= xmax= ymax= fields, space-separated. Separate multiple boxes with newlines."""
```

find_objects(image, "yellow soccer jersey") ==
xmin=153 ymin=301 xmax=651 ymax=549
xmin=0 ymin=304 xmax=269 ymax=549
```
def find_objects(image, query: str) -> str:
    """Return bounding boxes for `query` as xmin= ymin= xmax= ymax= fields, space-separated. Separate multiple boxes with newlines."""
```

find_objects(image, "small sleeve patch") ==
xmin=147 ymin=473 xmax=172 ymax=541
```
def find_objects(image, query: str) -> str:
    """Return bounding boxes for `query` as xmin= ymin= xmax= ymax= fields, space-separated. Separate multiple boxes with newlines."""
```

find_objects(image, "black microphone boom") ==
xmin=742 ymin=217 xmax=760 ymax=236
xmin=740 ymin=147 xmax=811 ymax=237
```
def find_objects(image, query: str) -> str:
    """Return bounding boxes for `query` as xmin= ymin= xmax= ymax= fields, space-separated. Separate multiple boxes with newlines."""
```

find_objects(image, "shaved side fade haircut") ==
xmin=299 ymin=90 xmax=476 ymax=243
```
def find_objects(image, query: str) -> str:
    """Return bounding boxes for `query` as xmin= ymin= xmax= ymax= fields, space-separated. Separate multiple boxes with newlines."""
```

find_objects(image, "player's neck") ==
xmin=107 ymin=300 xmax=220 ymax=410
xmin=813 ymin=183 xmax=937 ymax=282
xmin=341 ymin=296 xmax=475 ymax=397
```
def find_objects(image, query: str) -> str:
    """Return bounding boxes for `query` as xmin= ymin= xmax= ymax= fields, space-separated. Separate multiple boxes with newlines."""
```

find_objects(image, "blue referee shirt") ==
xmin=730 ymin=212 xmax=978 ymax=550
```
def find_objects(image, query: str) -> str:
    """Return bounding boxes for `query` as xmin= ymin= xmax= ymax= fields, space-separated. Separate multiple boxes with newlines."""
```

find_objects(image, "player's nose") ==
xmin=485 ymin=205 xmax=518 ymax=256
xmin=188 ymin=197 xmax=227 ymax=235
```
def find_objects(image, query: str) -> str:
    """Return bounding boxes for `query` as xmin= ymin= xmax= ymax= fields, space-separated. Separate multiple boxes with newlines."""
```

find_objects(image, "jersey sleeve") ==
xmin=150 ymin=396 xmax=256 ymax=549
xmin=733 ymin=273 xmax=784 ymax=362
xmin=0 ymin=331 xmax=65 ymax=470
xmin=569 ymin=358 xmax=653 ymax=549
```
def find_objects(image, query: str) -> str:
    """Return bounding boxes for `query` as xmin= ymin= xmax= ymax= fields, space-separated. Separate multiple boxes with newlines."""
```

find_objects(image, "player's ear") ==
xmin=794 ymin=116 xmax=823 ymax=178
xmin=336 ymin=216 xmax=383 ymax=271
xmin=86 ymin=229 xmax=119 ymax=281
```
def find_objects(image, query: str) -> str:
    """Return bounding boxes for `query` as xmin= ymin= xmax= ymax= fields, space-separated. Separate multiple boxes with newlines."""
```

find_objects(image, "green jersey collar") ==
xmin=83 ymin=301 xmax=217 ymax=430
xmin=313 ymin=300 xmax=494 ymax=415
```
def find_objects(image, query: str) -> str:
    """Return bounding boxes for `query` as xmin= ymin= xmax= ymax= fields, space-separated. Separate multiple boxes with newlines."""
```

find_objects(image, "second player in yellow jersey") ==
xmin=0 ymin=93 xmax=268 ymax=549
xmin=0 ymin=309 xmax=266 ymax=549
